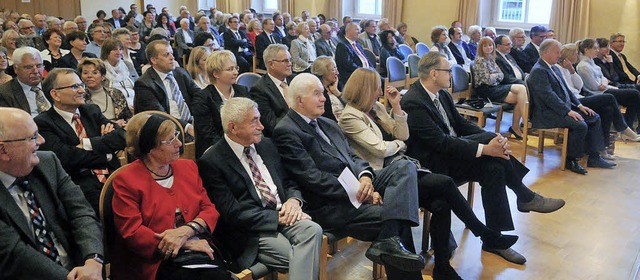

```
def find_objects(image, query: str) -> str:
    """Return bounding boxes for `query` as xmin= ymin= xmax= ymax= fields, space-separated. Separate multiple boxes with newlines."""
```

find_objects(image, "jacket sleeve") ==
xmin=133 ymin=79 xmax=165 ymax=113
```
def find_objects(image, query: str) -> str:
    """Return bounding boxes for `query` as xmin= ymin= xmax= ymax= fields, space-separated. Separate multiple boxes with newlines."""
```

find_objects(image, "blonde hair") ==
xmin=295 ymin=21 xmax=308 ymax=35
xmin=186 ymin=46 xmax=212 ymax=81
xmin=560 ymin=43 xmax=578 ymax=63
xmin=311 ymin=56 xmax=336 ymax=79
xmin=205 ymin=50 xmax=236 ymax=83
xmin=247 ymin=19 xmax=261 ymax=32
xmin=342 ymin=68 xmax=381 ymax=112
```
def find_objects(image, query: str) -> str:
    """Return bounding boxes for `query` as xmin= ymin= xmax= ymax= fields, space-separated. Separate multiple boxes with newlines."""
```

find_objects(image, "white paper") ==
xmin=183 ymin=264 xmax=219 ymax=269
xmin=338 ymin=167 xmax=362 ymax=209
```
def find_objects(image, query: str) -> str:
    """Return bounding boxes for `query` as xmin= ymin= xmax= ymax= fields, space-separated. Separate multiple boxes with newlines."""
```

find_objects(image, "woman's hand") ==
xmin=155 ymin=226 xmax=194 ymax=260
xmin=328 ymin=82 xmax=341 ymax=97
xmin=598 ymin=83 xmax=607 ymax=91
xmin=183 ymin=239 xmax=215 ymax=260
xmin=561 ymin=58 xmax=575 ymax=74
xmin=386 ymin=86 xmax=403 ymax=115
xmin=114 ymin=119 xmax=127 ymax=128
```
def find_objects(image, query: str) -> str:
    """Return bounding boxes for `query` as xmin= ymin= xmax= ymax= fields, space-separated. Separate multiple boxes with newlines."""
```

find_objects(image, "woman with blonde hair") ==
xmin=290 ymin=21 xmax=316 ymax=73
xmin=186 ymin=46 xmax=212 ymax=89
xmin=472 ymin=37 xmax=527 ymax=139
xmin=0 ymin=47 xmax=12 ymax=84
xmin=396 ymin=22 xmax=418 ymax=51
xmin=0 ymin=29 xmax=19 ymax=67
xmin=191 ymin=50 xmax=250 ymax=158
xmin=246 ymin=18 xmax=262 ymax=48
xmin=311 ymin=55 xmax=344 ymax=121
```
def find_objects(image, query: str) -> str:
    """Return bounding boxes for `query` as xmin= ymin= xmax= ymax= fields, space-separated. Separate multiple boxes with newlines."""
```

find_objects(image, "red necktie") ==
xmin=352 ymin=42 xmax=370 ymax=68
xmin=73 ymin=114 xmax=109 ymax=183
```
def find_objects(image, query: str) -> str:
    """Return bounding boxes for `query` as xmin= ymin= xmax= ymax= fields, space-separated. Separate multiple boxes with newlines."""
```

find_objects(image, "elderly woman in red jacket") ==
xmin=111 ymin=112 xmax=233 ymax=280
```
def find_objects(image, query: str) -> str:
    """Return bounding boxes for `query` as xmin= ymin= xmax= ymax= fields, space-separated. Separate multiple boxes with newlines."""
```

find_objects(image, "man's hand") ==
xmin=100 ymin=123 xmax=114 ymax=135
xmin=184 ymin=239 xmax=214 ymax=260
xmin=567 ymin=110 xmax=584 ymax=121
xmin=66 ymin=259 xmax=102 ymax=280
xmin=154 ymin=226 xmax=194 ymax=260
xmin=481 ymin=135 xmax=510 ymax=160
xmin=278 ymin=198 xmax=303 ymax=226
xmin=356 ymin=176 xmax=374 ymax=203
xmin=371 ymin=192 xmax=383 ymax=205
xmin=578 ymin=105 xmax=595 ymax=116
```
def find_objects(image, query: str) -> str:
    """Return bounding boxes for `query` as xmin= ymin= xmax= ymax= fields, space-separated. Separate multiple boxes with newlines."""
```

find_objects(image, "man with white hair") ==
xmin=17 ymin=19 xmax=46 ymax=51
xmin=74 ymin=16 xmax=88 ymax=32
xmin=336 ymin=22 xmax=375 ymax=88
xmin=46 ymin=16 xmax=62 ymax=31
xmin=0 ymin=47 xmax=50 ymax=116
xmin=33 ymin=14 xmax=47 ymax=36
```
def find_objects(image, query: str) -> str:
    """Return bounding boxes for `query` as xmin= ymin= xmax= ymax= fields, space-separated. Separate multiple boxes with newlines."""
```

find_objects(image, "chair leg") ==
xmin=372 ymin=263 xmax=385 ymax=280
xmin=494 ymin=107 xmax=504 ymax=134
xmin=478 ymin=115 xmax=486 ymax=128
xmin=521 ymin=127 xmax=528 ymax=163
xmin=466 ymin=182 xmax=475 ymax=207
xmin=420 ymin=208 xmax=431 ymax=257
xmin=319 ymin=235 xmax=329 ymax=280
xmin=560 ymin=128 xmax=569 ymax=171
xmin=538 ymin=131 xmax=545 ymax=153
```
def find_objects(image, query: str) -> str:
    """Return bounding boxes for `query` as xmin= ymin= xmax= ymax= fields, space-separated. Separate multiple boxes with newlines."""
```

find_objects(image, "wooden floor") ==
xmin=313 ymin=117 xmax=640 ymax=280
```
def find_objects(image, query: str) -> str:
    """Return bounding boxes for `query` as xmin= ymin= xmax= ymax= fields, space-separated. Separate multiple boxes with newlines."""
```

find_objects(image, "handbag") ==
xmin=167 ymin=227 xmax=238 ymax=271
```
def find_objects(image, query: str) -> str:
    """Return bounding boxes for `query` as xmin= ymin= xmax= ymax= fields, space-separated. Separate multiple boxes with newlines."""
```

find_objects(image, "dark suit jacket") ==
xmin=527 ymin=58 xmax=582 ymax=128
xmin=448 ymin=41 xmax=473 ymax=65
xmin=191 ymin=84 xmax=250 ymax=158
xmin=510 ymin=47 xmax=529 ymax=74
xmin=520 ymin=42 xmax=539 ymax=73
xmin=0 ymin=79 xmax=34 ymax=113
xmin=223 ymin=29 xmax=254 ymax=57
xmin=495 ymin=52 xmax=525 ymax=85
xmin=133 ymin=66 xmax=201 ymax=115
xmin=595 ymin=57 xmax=622 ymax=86
xmin=0 ymin=151 xmax=102 ymax=279
xmin=58 ymin=52 xmax=97 ymax=70
xmin=255 ymin=32 xmax=283 ymax=70
xmin=106 ymin=17 xmax=126 ymax=29
xmin=335 ymin=39 xmax=374 ymax=88
xmin=272 ymin=110 xmax=373 ymax=228
xmin=249 ymin=74 xmax=289 ymax=137
xmin=610 ymin=50 xmax=640 ymax=84
xmin=315 ymin=38 xmax=337 ymax=57
xmin=198 ymin=138 xmax=301 ymax=270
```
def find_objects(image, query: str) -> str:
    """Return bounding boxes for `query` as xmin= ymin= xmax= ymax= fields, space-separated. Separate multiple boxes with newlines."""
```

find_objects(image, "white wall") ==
xmin=80 ymin=0 xmax=194 ymax=21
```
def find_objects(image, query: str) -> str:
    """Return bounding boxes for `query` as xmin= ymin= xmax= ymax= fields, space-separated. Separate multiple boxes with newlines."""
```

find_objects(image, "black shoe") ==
xmin=365 ymin=236 xmax=426 ymax=272
xmin=587 ymin=155 xmax=616 ymax=168
xmin=481 ymin=233 xmax=518 ymax=250
xmin=566 ymin=159 xmax=588 ymax=175
xmin=432 ymin=263 xmax=463 ymax=280
xmin=508 ymin=126 xmax=523 ymax=140
xmin=482 ymin=246 xmax=527 ymax=265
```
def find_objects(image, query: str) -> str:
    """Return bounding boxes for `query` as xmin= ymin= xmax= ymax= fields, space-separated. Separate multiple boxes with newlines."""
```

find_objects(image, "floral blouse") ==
xmin=472 ymin=55 xmax=504 ymax=87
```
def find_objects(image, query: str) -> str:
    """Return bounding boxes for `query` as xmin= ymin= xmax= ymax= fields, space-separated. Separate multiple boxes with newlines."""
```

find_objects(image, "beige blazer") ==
xmin=338 ymin=102 xmax=408 ymax=170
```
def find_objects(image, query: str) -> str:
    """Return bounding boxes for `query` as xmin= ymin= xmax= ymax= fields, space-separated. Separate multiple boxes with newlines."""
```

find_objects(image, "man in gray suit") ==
xmin=315 ymin=24 xmax=338 ymax=57
xmin=0 ymin=47 xmax=51 ymax=117
xmin=198 ymin=97 xmax=323 ymax=278
xmin=0 ymin=108 xmax=103 ymax=280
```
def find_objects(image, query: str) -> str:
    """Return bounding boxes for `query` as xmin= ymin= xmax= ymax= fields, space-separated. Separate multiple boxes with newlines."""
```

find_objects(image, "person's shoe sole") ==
xmin=365 ymin=247 xmax=425 ymax=272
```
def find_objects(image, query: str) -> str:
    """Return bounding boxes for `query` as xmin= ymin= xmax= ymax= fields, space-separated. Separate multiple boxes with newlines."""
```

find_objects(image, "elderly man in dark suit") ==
xmin=134 ymin=40 xmax=200 ymax=137
xmin=509 ymin=27 xmax=529 ymax=73
xmin=249 ymin=44 xmax=293 ymax=137
xmin=495 ymin=35 xmax=525 ymax=85
xmin=401 ymin=52 xmax=566 ymax=264
xmin=335 ymin=22 xmax=375 ymax=88
xmin=273 ymin=73 xmax=426 ymax=279
xmin=0 ymin=107 xmax=103 ymax=280
xmin=315 ymin=24 xmax=338 ymax=57
xmin=34 ymin=68 xmax=126 ymax=214
xmin=520 ymin=25 xmax=547 ymax=73
xmin=223 ymin=15 xmax=254 ymax=74
xmin=198 ymin=97 xmax=323 ymax=279
xmin=528 ymin=39 xmax=615 ymax=174
xmin=106 ymin=9 xmax=125 ymax=29
xmin=0 ymin=47 xmax=50 ymax=117
xmin=255 ymin=18 xmax=283 ymax=70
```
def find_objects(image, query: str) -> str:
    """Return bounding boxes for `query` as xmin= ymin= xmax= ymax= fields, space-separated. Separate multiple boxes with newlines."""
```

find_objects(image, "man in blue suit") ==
xmin=528 ymin=39 xmax=615 ymax=174
xmin=520 ymin=25 xmax=547 ymax=73
xmin=335 ymin=22 xmax=375 ymax=88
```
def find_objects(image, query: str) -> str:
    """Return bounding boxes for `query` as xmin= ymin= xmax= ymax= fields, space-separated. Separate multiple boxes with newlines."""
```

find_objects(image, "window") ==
xmin=355 ymin=0 xmax=382 ymax=18
xmin=490 ymin=0 xmax=552 ymax=28
xmin=264 ymin=0 xmax=279 ymax=11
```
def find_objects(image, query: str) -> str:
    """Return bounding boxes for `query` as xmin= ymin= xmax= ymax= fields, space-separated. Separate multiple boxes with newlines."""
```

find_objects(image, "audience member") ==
xmin=175 ymin=18 xmax=195 ymax=64
xmin=379 ymin=30 xmax=405 ymax=77
xmin=78 ymin=58 xmax=132 ymax=126
xmin=508 ymin=27 xmax=528 ymax=72
xmin=126 ymin=25 xmax=146 ymax=75
xmin=156 ymin=13 xmax=176 ymax=39
xmin=290 ymin=22 xmax=317 ymax=74
xmin=283 ymin=21 xmax=298 ymax=49
xmin=336 ymin=22 xmax=374 ymax=88
xmin=40 ymin=28 xmax=69 ymax=71
xmin=430 ymin=26 xmax=457 ymax=66
xmin=467 ymin=25 xmax=482 ymax=58
xmin=273 ymin=13 xmax=286 ymax=38
xmin=308 ymin=19 xmax=320 ymax=42
xmin=32 ymin=14 xmax=47 ymax=35
xmin=198 ymin=97 xmax=324 ymax=278
xmin=0 ymin=29 xmax=19 ymax=67
xmin=107 ymin=9 xmax=125 ymax=29
xmin=448 ymin=26 xmax=473 ymax=70
xmin=358 ymin=19 xmax=381 ymax=56
xmin=139 ymin=11 xmax=156 ymax=43
xmin=397 ymin=22 xmax=419 ymax=52
xmin=196 ymin=16 xmax=224 ymax=51
xmin=17 ymin=19 xmax=46 ymax=51
xmin=0 ymin=47 xmax=49 ymax=116
xmin=222 ymin=16 xmax=253 ymax=74
xmin=75 ymin=16 xmax=88 ymax=32
xmin=0 ymin=107 xmax=104 ymax=280
xmin=402 ymin=52 xmax=565 ymax=263
xmin=186 ymin=46 xmax=212 ymax=89
xmin=546 ymin=29 xmax=556 ymax=40
xmin=520 ymin=25 xmax=547 ymax=73
xmin=609 ymin=33 xmax=640 ymax=89
xmin=101 ymin=38 xmax=138 ymax=107
xmin=85 ymin=24 xmax=106 ymax=57
xmin=255 ymin=18 xmax=283 ymax=70
xmin=246 ymin=19 xmax=262 ymax=48
xmin=111 ymin=112 xmax=233 ymax=280
xmin=483 ymin=27 xmax=497 ymax=40
xmin=594 ymin=38 xmax=623 ymax=88
xmin=0 ymin=48 xmax=12 ymax=84
xmin=311 ymin=55 xmax=345 ymax=122
xmin=315 ymin=23 xmax=338 ymax=57
xmin=494 ymin=35 xmax=525 ymax=85
xmin=174 ymin=9 xmax=195 ymax=31
xmin=35 ymin=68 xmax=126 ymax=213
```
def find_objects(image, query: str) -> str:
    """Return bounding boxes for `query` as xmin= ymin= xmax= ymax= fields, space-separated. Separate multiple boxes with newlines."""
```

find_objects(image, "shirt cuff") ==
xmin=82 ymin=138 xmax=93 ymax=151
xmin=358 ymin=171 xmax=373 ymax=179
xmin=476 ymin=144 xmax=484 ymax=158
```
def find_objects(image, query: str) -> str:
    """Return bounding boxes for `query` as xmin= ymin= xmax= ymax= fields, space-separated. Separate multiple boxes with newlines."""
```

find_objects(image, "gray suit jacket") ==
xmin=0 ymin=151 xmax=102 ymax=280
xmin=0 ymin=79 xmax=34 ymax=114
xmin=315 ymin=38 xmax=337 ymax=57
xmin=174 ymin=29 xmax=195 ymax=58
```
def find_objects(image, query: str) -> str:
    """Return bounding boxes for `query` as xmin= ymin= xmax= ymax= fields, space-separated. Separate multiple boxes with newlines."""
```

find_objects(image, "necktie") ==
xmin=550 ymin=66 xmax=572 ymax=104
xmin=309 ymin=119 xmax=331 ymax=144
xmin=618 ymin=53 xmax=635 ymax=81
xmin=328 ymin=39 xmax=336 ymax=55
xmin=73 ymin=114 xmax=109 ymax=183
xmin=280 ymin=81 xmax=289 ymax=107
xmin=15 ymin=179 xmax=61 ymax=265
xmin=269 ymin=34 xmax=275 ymax=44
xmin=433 ymin=94 xmax=456 ymax=136
xmin=32 ymin=87 xmax=51 ymax=113
xmin=243 ymin=147 xmax=278 ymax=208
xmin=369 ymin=35 xmax=380 ymax=56
xmin=352 ymin=42 xmax=370 ymax=68
xmin=234 ymin=31 xmax=241 ymax=40
xmin=166 ymin=73 xmax=192 ymax=122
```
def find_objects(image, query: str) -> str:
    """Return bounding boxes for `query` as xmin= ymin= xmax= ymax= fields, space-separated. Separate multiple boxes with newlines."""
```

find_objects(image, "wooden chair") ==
xmin=320 ymin=231 xmax=384 ymax=280
xmin=522 ymin=78 xmax=569 ymax=170
xmin=252 ymin=54 xmax=268 ymax=75
xmin=416 ymin=42 xmax=430 ymax=57
xmin=406 ymin=54 xmax=420 ymax=87
xmin=237 ymin=72 xmax=262 ymax=89
xmin=382 ymin=56 xmax=408 ymax=107
xmin=398 ymin=44 xmax=413 ymax=63
xmin=363 ymin=47 xmax=380 ymax=73
xmin=451 ymin=64 xmax=503 ymax=133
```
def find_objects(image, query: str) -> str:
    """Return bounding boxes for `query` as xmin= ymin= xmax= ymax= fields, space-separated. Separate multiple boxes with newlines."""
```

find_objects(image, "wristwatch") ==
xmin=85 ymin=253 xmax=105 ymax=264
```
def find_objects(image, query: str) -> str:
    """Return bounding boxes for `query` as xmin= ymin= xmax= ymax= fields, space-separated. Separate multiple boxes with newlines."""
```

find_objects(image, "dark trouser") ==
xmin=236 ymin=52 xmax=253 ymax=73
xmin=156 ymin=258 xmax=233 ymax=280
xmin=550 ymin=111 xmax=604 ymax=159
xmin=580 ymin=94 xmax=628 ymax=147
xmin=604 ymin=88 xmax=640 ymax=131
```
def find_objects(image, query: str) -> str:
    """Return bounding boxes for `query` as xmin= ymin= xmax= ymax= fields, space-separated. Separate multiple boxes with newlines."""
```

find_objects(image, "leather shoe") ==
xmin=432 ymin=263 xmax=462 ymax=280
xmin=365 ymin=236 xmax=425 ymax=272
xmin=508 ymin=126 xmax=523 ymax=140
xmin=566 ymin=158 xmax=587 ymax=175
xmin=482 ymin=246 xmax=527 ymax=264
xmin=517 ymin=193 xmax=565 ymax=213
xmin=587 ymin=155 xmax=616 ymax=168
xmin=481 ymin=233 xmax=518 ymax=250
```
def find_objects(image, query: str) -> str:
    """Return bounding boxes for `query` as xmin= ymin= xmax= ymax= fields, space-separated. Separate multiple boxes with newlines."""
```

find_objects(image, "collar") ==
xmin=224 ymin=134 xmax=255 ymax=160
xmin=542 ymin=59 xmax=555 ymax=70
xmin=0 ymin=170 xmax=17 ymax=191
xmin=294 ymin=110 xmax=313 ymax=124
xmin=17 ymin=79 xmax=40 ymax=94
xmin=452 ymin=40 xmax=463 ymax=47
xmin=154 ymin=68 xmax=171 ymax=80
xmin=53 ymin=106 xmax=80 ymax=124
xmin=345 ymin=37 xmax=357 ymax=45
xmin=367 ymin=33 xmax=377 ymax=39
xmin=213 ymin=84 xmax=235 ymax=101
xmin=611 ymin=49 xmax=622 ymax=57
xmin=419 ymin=80 xmax=439 ymax=102
xmin=298 ymin=35 xmax=308 ymax=42
xmin=267 ymin=73 xmax=286 ymax=87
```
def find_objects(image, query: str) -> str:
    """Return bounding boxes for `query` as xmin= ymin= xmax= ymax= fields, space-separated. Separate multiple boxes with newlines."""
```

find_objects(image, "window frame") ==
xmin=353 ymin=0 xmax=383 ymax=20
xmin=488 ymin=0 xmax=552 ymax=29
xmin=263 ymin=0 xmax=279 ymax=12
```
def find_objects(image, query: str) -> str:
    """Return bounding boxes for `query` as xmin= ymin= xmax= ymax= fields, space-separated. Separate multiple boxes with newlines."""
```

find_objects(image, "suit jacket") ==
xmin=448 ymin=41 xmax=473 ymax=65
xmin=223 ymin=29 xmax=254 ymax=57
xmin=191 ymin=84 xmax=249 ymax=158
xmin=335 ymin=39 xmax=375 ymax=88
xmin=610 ymin=50 xmax=640 ymax=84
xmin=17 ymin=36 xmax=47 ymax=51
xmin=315 ymin=37 xmax=338 ymax=57
xmin=0 ymin=151 xmax=102 ymax=279
xmin=106 ymin=17 xmax=125 ymax=29
xmin=520 ymin=42 xmax=539 ymax=73
xmin=255 ymin=32 xmax=283 ymax=69
xmin=495 ymin=52 xmax=525 ymax=85
xmin=58 ymin=52 xmax=98 ymax=70
xmin=198 ymin=138 xmax=301 ymax=270
xmin=174 ymin=29 xmax=195 ymax=58
xmin=357 ymin=32 xmax=381 ymax=56
xmin=249 ymin=74 xmax=289 ymax=137
xmin=0 ymin=79 xmax=34 ymax=114
xmin=133 ymin=66 xmax=201 ymax=115
xmin=290 ymin=38 xmax=316 ymax=72
xmin=527 ymin=58 xmax=582 ymax=128
xmin=272 ymin=109 xmax=373 ymax=228
xmin=594 ymin=57 xmax=622 ymax=86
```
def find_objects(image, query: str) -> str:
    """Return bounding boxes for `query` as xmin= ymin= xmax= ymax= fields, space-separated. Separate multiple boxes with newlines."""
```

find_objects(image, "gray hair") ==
xmin=150 ymin=27 xmax=170 ymax=38
xmin=467 ymin=25 xmax=482 ymax=36
xmin=42 ymin=68 xmax=77 ymax=98
xmin=311 ymin=56 xmax=335 ymax=78
xmin=287 ymin=73 xmax=322 ymax=107
xmin=220 ymin=97 xmax=259 ymax=134
xmin=12 ymin=46 xmax=42 ymax=66
xmin=180 ymin=18 xmax=190 ymax=25
xmin=345 ymin=22 xmax=359 ymax=33
xmin=263 ymin=44 xmax=288 ymax=67
xmin=46 ymin=16 xmax=61 ymax=28
xmin=418 ymin=51 xmax=447 ymax=79
xmin=539 ymin=39 xmax=561 ymax=54
xmin=509 ymin=27 xmax=525 ymax=38
xmin=111 ymin=28 xmax=131 ymax=40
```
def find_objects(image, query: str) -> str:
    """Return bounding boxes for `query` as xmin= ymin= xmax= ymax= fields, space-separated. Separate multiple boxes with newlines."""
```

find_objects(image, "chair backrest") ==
xmin=407 ymin=54 xmax=420 ymax=79
xmin=99 ymin=164 xmax=129 ymax=264
xmin=387 ymin=56 xmax=406 ymax=83
xmin=416 ymin=42 xmax=430 ymax=57
xmin=363 ymin=48 xmax=378 ymax=69
xmin=398 ymin=44 xmax=413 ymax=62
xmin=451 ymin=64 xmax=470 ymax=93
xmin=236 ymin=72 xmax=262 ymax=89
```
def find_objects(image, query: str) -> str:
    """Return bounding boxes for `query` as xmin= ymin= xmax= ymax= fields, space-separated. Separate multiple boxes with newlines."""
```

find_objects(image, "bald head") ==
xmin=0 ymin=107 xmax=44 ymax=177
xmin=288 ymin=73 xmax=325 ymax=118
xmin=539 ymin=39 xmax=562 ymax=65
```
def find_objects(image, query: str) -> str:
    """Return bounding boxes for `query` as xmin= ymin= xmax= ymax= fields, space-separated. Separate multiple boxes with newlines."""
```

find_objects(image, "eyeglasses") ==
xmin=55 ymin=83 xmax=86 ymax=91
xmin=434 ymin=68 xmax=452 ymax=73
xmin=613 ymin=40 xmax=626 ymax=43
xmin=223 ymin=66 xmax=240 ymax=72
xmin=19 ymin=63 xmax=44 ymax=70
xmin=272 ymin=58 xmax=291 ymax=64
xmin=1 ymin=131 xmax=39 ymax=143
xmin=160 ymin=131 xmax=181 ymax=145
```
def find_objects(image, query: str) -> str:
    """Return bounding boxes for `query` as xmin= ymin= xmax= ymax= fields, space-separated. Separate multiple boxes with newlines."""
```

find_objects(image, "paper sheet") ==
xmin=183 ymin=264 xmax=219 ymax=269
xmin=338 ymin=167 xmax=362 ymax=209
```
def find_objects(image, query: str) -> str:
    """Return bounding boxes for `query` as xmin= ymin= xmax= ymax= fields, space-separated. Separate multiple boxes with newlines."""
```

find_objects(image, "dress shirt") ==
xmin=214 ymin=84 xmax=235 ymax=103
xmin=155 ymin=68 xmax=184 ymax=121
xmin=345 ymin=37 xmax=369 ymax=68
xmin=52 ymin=106 xmax=94 ymax=151
xmin=17 ymin=79 xmax=40 ymax=116
xmin=223 ymin=134 xmax=282 ymax=209
xmin=267 ymin=73 xmax=288 ymax=101
xmin=183 ymin=30 xmax=193 ymax=44
xmin=557 ymin=64 xmax=585 ymax=99
xmin=497 ymin=50 xmax=523 ymax=80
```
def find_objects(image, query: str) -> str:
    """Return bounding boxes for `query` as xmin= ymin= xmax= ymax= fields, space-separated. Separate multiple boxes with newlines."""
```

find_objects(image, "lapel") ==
xmin=148 ymin=68 xmax=170 ymax=108
xmin=11 ymin=80 xmax=31 ymax=112
xmin=543 ymin=62 xmax=570 ymax=103
xmin=317 ymin=117 xmax=352 ymax=164
xmin=254 ymin=142 xmax=286 ymax=199
xmin=78 ymin=105 xmax=100 ymax=138
xmin=288 ymin=110 xmax=348 ymax=164
xmin=27 ymin=170 xmax=70 ymax=251
xmin=47 ymin=109 xmax=81 ymax=145
xmin=219 ymin=140 xmax=263 ymax=204
xmin=0 ymin=181 xmax=35 ymax=244
xmin=416 ymin=84 xmax=452 ymax=134
xmin=263 ymin=75 xmax=288 ymax=111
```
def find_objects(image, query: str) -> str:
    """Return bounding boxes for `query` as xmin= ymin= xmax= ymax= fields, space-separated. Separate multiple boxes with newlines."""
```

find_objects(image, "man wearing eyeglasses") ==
xmin=85 ymin=24 xmax=107 ymax=58
xmin=521 ymin=25 xmax=548 ymax=73
xmin=508 ymin=27 xmax=529 ymax=74
xmin=0 ymin=47 xmax=50 ymax=117
xmin=609 ymin=33 xmax=640 ymax=89
xmin=17 ymin=19 xmax=46 ymax=51
xmin=34 ymin=68 xmax=126 ymax=215
xmin=223 ymin=15 xmax=254 ymax=74
xmin=0 ymin=107 xmax=104 ymax=280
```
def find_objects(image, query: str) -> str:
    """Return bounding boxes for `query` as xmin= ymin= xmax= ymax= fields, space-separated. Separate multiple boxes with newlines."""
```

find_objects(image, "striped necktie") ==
xmin=243 ymin=147 xmax=279 ymax=208
xmin=166 ymin=73 xmax=192 ymax=122
xmin=73 ymin=114 xmax=109 ymax=183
